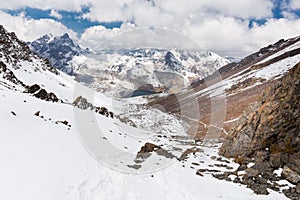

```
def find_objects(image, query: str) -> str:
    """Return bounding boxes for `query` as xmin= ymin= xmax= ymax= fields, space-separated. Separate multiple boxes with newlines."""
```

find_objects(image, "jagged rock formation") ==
xmin=25 ymin=84 xmax=59 ymax=102
xmin=0 ymin=25 xmax=58 ymax=75
xmin=219 ymin=62 xmax=300 ymax=199
xmin=72 ymin=96 xmax=114 ymax=118
xmin=29 ymin=33 xmax=84 ymax=75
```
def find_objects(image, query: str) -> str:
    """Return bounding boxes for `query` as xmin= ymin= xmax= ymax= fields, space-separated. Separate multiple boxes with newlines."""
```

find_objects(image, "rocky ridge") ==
xmin=219 ymin=62 xmax=300 ymax=199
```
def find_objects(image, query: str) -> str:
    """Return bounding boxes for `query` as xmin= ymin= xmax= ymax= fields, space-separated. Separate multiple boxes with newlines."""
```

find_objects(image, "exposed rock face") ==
xmin=72 ymin=96 xmax=114 ymax=118
xmin=0 ymin=25 xmax=58 ymax=75
xmin=25 ymin=84 xmax=59 ymax=102
xmin=219 ymin=62 xmax=300 ymax=198
xmin=220 ymin=62 xmax=300 ymax=160
xmin=136 ymin=142 xmax=175 ymax=160
xmin=29 ymin=33 xmax=83 ymax=75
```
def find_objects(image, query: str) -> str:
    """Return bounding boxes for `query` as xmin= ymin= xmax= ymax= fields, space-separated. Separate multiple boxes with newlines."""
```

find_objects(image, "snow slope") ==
xmin=0 ymin=91 xmax=288 ymax=200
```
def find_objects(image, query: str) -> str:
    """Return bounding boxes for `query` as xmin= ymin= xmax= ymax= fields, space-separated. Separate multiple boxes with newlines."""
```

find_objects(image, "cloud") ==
xmin=0 ymin=0 xmax=89 ymax=12
xmin=78 ymin=24 xmax=201 ymax=51
xmin=0 ymin=11 xmax=77 ymax=41
xmin=1 ymin=0 xmax=300 ymax=57
xmin=78 ymin=14 xmax=300 ymax=57
xmin=81 ymin=0 xmax=274 ymax=23
xmin=49 ymin=9 xmax=62 ymax=20
xmin=290 ymin=0 xmax=300 ymax=10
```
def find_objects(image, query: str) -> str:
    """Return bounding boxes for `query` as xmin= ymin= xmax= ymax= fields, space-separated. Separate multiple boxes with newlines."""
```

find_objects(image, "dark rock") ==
xmin=245 ymin=168 xmax=260 ymax=177
xmin=179 ymin=147 xmax=201 ymax=161
xmin=237 ymin=164 xmax=247 ymax=171
xmin=282 ymin=165 xmax=300 ymax=184
xmin=34 ymin=111 xmax=40 ymax=116
xmin=296 ymin=182 xmax=300 ymax=194
xmin=127 ymin=164 xmax=141 ymax=170
xmin=26 ymin=84 xmax=40 ymax=93
xmin=269 ymin=153 xmax=282 ymax=168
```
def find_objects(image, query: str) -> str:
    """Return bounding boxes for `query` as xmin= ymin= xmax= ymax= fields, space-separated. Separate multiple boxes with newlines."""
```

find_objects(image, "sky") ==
xmin=0 ymin=0 xmax=300 ymax=57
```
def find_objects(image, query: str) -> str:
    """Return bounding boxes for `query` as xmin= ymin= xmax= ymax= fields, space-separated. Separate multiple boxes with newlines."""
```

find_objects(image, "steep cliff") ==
xmin=219 ymin=62 xmax=300 ymax=199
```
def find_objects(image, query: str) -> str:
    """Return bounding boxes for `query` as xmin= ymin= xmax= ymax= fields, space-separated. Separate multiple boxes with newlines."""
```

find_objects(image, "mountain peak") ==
xmin=29 ymin=33 xmax=83 ymax=75
xmin=61 ymin=33 xmax=70 ymax=39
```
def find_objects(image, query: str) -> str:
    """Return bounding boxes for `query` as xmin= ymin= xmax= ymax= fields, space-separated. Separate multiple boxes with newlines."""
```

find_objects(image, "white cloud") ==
xmin=49 ymin=9 xmax=62 ymax=20
xmin=79 ymin=24 xmax=201 ymax=51
xmin=0 ymin=11 xmax=77 ymax=41
xmin=1 ymin=0 xmax=300 ymax=57
xmin=0 ymin=0 xmax=89 ymax=12
xmin=78 ymin=15 xmax=300 ymax=57
xmin=290 ymin=0 xmax=300 ymax=10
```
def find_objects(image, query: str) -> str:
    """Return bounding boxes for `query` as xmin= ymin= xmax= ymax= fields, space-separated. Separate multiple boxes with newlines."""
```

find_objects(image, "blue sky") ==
xmin=4 ymin=7 xmax=122 ymax=34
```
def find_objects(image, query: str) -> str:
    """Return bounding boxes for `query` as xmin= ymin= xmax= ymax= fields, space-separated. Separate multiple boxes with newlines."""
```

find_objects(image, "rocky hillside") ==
xmin=149 ymin=36 xmax=300 ymax=139
xmin=218 ymin=62 xmax=300 ymax=199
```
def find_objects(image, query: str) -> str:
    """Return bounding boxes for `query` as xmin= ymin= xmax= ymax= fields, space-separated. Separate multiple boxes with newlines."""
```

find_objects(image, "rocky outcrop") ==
xmin=0 ymin=25 xmax=58 ymax=75
xmin=219 ymin=62 xmax=300 ymax=198
xmin=0 ymin=61 xmax=26 ymax=88
xmin=25 ymin=84 xmax=59 ymax=102
xmin=72 ymin=96 xmax=114 ymax=118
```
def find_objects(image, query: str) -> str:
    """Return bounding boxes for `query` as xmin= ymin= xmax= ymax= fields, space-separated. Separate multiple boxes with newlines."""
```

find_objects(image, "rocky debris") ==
xmin=11 ymin=111 xmax=16 ymax=116
xmin=219 ymin=63 xmax=300 ymax=198
xmin=136 ymin=142 xmax=175 ymax=160
xmin=282 ymin=165 xmax=300 ymax=184
xmin=179 ymin=147 xmax=202 ymax=161
xmin=72 ymin=96 xmax=114 ymax=119
xmin=136 ymin=143 xmax=161 ymax=159
xmin=114 ymin=115 xmax=136 ymax=127
xmin=56 ymin=120 xmax=71 ymax=127
xmin=127 ymin=164 xmax=142 ymax=170
xmin=283 ymin=187 xmax=300 ymax=200
xmin=226 ymin=77 xmax=266 ymax=94
xmin=296 ymin=183 xmax=300 ymax=194
xmin=72 ymin=96 xmax=93 ymax=109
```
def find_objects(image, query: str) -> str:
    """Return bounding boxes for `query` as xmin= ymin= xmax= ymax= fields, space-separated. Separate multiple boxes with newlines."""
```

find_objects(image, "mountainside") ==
xmin=219 ymin=63 xmax=300 ymax=199
xmin=30 ymin=34 xmax=230 ymax=97
xmin=1 ymin=24 xmax=288 ymax=200
xmin=148 ymin=35 xmax=300 ymax=199
xmin=28 ymin=33 xmax=84 ymax=75
xmin=150 ymin=35 xmax=300 ymax=138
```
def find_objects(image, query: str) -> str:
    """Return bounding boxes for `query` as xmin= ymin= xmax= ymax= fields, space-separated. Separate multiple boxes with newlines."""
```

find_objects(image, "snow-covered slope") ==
xmin=0 ymin=25 xmax=288 ymax=200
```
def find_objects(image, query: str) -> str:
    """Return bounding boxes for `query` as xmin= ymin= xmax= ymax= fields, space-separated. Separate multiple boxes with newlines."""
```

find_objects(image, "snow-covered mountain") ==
xmin=71 ymin=48 xmax=230 ymax=97
xmin=28 ymin=33 xmax=85 ymax=75
xmin=30 ymin=34 xmax=230 ymax=97
xmin=2 ymin=24 xmax=290 ymax=200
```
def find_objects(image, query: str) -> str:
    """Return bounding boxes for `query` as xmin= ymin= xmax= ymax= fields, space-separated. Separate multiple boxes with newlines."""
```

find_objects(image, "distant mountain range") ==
xmin=29 ymin=34 xmax=230 ymax=97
